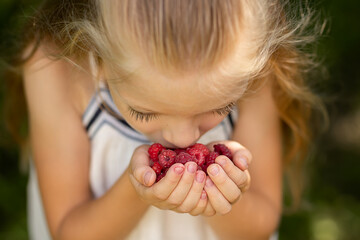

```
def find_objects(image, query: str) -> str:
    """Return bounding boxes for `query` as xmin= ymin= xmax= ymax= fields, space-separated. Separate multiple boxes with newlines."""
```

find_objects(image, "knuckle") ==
xmin=232 ymin=191 xmax=242 ymax=203
xmin=220 ymin=204 xmax=232 ymax=215
xmin=225 ymin=163 xmax=237 ymax=176
xmin=167 ymin=197 xmax=182 ymax=206
xmin=166 ymin=174 xmax=180 ymax=185
xmin=191 ymin=184 xmax=204 ymax=195
xmin=204 ymin=210 xmax=216 ymax=217
xmin=182 ymin=174 xmax=195 ymax=185
xmin=214 ymin=172 xmax=227 ymax=185
xmin=190 ymin=210 xmax=201 ymax=216
xmin=204 ymin=205 xmax=215 ymax=217
xmin=177 ymin=204 xmax=193 ymax=213
xmin=229 ymin=188 xmax=241 ymax=203
xmin=241 ymin=184 xmax=250 ymax=193
xmin=237 ymin=172 xmax=249 ymax=187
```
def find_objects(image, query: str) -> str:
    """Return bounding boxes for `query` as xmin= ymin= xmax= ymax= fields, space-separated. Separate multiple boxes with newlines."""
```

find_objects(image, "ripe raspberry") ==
xmin=152 ymin=162 xmax=162 ymax=175
xmin=188 ymin=143 xmax=210 ymax=156
xmin=156 ymin=172 xmax=166 ymax=182
xmin=158 ymin=149 xmax=176 ymax=168
xmin=202 ymin=151 xmax=219 ymax=173
xmin=149 ymin=159 xmax=154 ymax=167
xmin=174 ymin=148 xmax=186 ymax=155
xmin=205 ymin=151 xmax=219 ymax=164
xmin=175 ymin=152 xmax=196 ymax=164
xmin=202 ymin=162 xmax=210 ymax=173
xmin=148 ymin=143 xmax=165 ymax=161
xmin=213 ymin=144 xmax=232 ymax=160
xmin=186 ymin=148 xmax=206 ymax=166
xmin=163 ymin=167 xmax=170 ymax=174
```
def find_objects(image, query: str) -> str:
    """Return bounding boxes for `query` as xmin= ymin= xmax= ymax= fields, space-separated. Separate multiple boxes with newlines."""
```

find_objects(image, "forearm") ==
xmin=206 ymin=190 xmax=282 ymax=240
xmin=55 ymin=170 xmax=149 ymax=240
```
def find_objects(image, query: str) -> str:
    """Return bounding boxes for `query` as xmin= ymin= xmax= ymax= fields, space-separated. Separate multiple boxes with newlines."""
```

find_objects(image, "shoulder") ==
xmin=23 ymin=43 xmax=95 ymax=116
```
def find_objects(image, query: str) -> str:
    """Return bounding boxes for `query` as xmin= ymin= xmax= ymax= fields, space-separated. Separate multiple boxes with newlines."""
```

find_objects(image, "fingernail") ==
xmin=144 ymin=171 xmax=151 ymax=185
xmin=174 ymin=166 xmax=184 ymax=174
xmin=206 ymin=178 xmax=214 ymax=187
xmin=196 ymin=171 xmax=205 ymax=183
xmin=201 ymin=191 xmax=207 ymax=199
xmin=187 ymin=163 xmax=196 ymax=173
xmin=239 ymin=157 xmax=248 ymax=169
xmin=209 ymin=165 xmax=219 ymax=176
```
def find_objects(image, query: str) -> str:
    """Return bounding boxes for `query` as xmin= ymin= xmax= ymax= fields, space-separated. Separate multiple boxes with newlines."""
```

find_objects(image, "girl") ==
xmin=7 ymin=0 xmax=326 ymax=239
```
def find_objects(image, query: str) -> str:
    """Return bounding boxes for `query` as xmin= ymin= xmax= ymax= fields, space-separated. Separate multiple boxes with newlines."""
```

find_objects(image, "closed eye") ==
xmin=128 ymin=107 xmax=159 ymax=122
xmin=212 ymin=102 xmax=236 ymax=116
xmin=128 ymin=101 xmax=236 ymax=122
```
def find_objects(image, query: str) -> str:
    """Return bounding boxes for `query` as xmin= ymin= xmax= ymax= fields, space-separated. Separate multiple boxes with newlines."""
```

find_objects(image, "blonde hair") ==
xmin=7 ymin=0 xmax=328 ymax=210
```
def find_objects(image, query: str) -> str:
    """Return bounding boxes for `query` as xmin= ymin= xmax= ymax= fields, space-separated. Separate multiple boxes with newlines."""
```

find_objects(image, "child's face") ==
xmin=108 ymin=69 xmax=242 ymax=149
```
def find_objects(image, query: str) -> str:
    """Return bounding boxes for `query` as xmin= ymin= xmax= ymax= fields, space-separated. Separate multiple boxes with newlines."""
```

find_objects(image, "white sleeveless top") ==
xmin=27 ymin=86 xmax=278 ymax=240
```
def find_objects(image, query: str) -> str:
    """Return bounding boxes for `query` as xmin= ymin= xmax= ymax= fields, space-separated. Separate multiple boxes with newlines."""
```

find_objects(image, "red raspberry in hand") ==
xmin=149 ymin=142 xmax=235 ymax=182
xmin=158 ymin=149 xmax=176 ymax=168
xmin=203 ymin=151 xmax=219 ymax=172
xmin=213 ymin=144 xmax=232 ymax=160
xmin=206 ymin=151 xmax=219 ymax=164
xmin=186 ymin=143 xmax=210 ymax=166
xmin=175 ymin=152 xmax=196 ymax=164
xmin=152 ymin=162 xmax=162 ymax=175
xmin=186 ymin=148 xmax=206 ymax=166
xmin=148 ymin=143 xmax=165 ymax=161
xmin=189 ymin=143 xmax=210 ymax=156
xmin=174 ymin=148 xmax=186 ymax=155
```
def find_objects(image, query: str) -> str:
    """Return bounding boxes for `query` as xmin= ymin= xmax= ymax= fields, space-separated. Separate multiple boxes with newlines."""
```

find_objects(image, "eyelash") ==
xmin=128 ymin=108 xmax=159 ymax=122
xmin=128 ymin=102 xmax=236 ymax=123
xmin=212 ymin=102 xmax=236 ymax=116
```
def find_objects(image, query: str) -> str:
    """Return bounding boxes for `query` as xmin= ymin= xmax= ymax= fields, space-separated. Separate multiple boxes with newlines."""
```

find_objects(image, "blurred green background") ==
xmin=0 ymin=0 xmax=359 ymax=240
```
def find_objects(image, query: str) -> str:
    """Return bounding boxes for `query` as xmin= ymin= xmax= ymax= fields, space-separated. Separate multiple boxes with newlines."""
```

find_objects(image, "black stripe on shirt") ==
xmin=86 ymin=107 xmax=102 ymax=131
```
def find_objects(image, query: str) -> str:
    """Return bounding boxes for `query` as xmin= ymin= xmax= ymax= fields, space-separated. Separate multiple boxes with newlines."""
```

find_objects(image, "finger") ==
xmin=204 ymin=177 xmax=232 ymax=215
xmin=201 ymin=197 xmax=216 ymax=217
xmin=215 ymin=156 xmax=251 ymax=192
xmin=148 ymin=163 xmax=185 ymax=201
xmin=190 ymin=190 xmax=209 ymax=216
xmin=167 ymin=162 xmax=198 ymax=207
xmin=232 ymin=150 xmax=252 ymax=171
xmin=131 ymin=145 xmax=156 ymax=186
xmin=240 ymin=170 xmax=251 ymax=193
xmin=207 ymin=163 xmax=241 ymax=203
xmin=175 ymin=170 xmax=206 ymax=213
xmin=207 ymin=141 xmax=252 ymax=171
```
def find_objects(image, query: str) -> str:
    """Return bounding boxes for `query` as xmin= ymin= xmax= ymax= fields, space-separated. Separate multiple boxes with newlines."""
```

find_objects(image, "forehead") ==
xmin=110 ymin=66 xmax=247 ymax=114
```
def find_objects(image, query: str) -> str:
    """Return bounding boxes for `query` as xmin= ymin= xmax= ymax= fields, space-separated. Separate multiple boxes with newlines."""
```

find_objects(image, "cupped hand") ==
xmin=203 ymin=140 xmax=253 ymax=215
xmin=128 ymin=145 xmax=209 ymax=215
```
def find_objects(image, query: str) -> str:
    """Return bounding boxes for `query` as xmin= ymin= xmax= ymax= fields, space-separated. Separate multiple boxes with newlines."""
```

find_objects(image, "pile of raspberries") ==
xmin=148 ymin=143 xmax=233 ymax=182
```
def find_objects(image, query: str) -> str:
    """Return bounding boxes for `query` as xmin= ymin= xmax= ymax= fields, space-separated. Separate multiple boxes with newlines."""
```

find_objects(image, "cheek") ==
xmin=128 ymin=121 xmax=160 ymax=135
xmin=199 ymin=114 xmax=226 ymax=134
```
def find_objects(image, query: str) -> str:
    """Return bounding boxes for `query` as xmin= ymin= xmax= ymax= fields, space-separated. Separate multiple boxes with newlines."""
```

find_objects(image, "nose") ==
xmin=162 ymin=118 xmax=200 ymax=149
